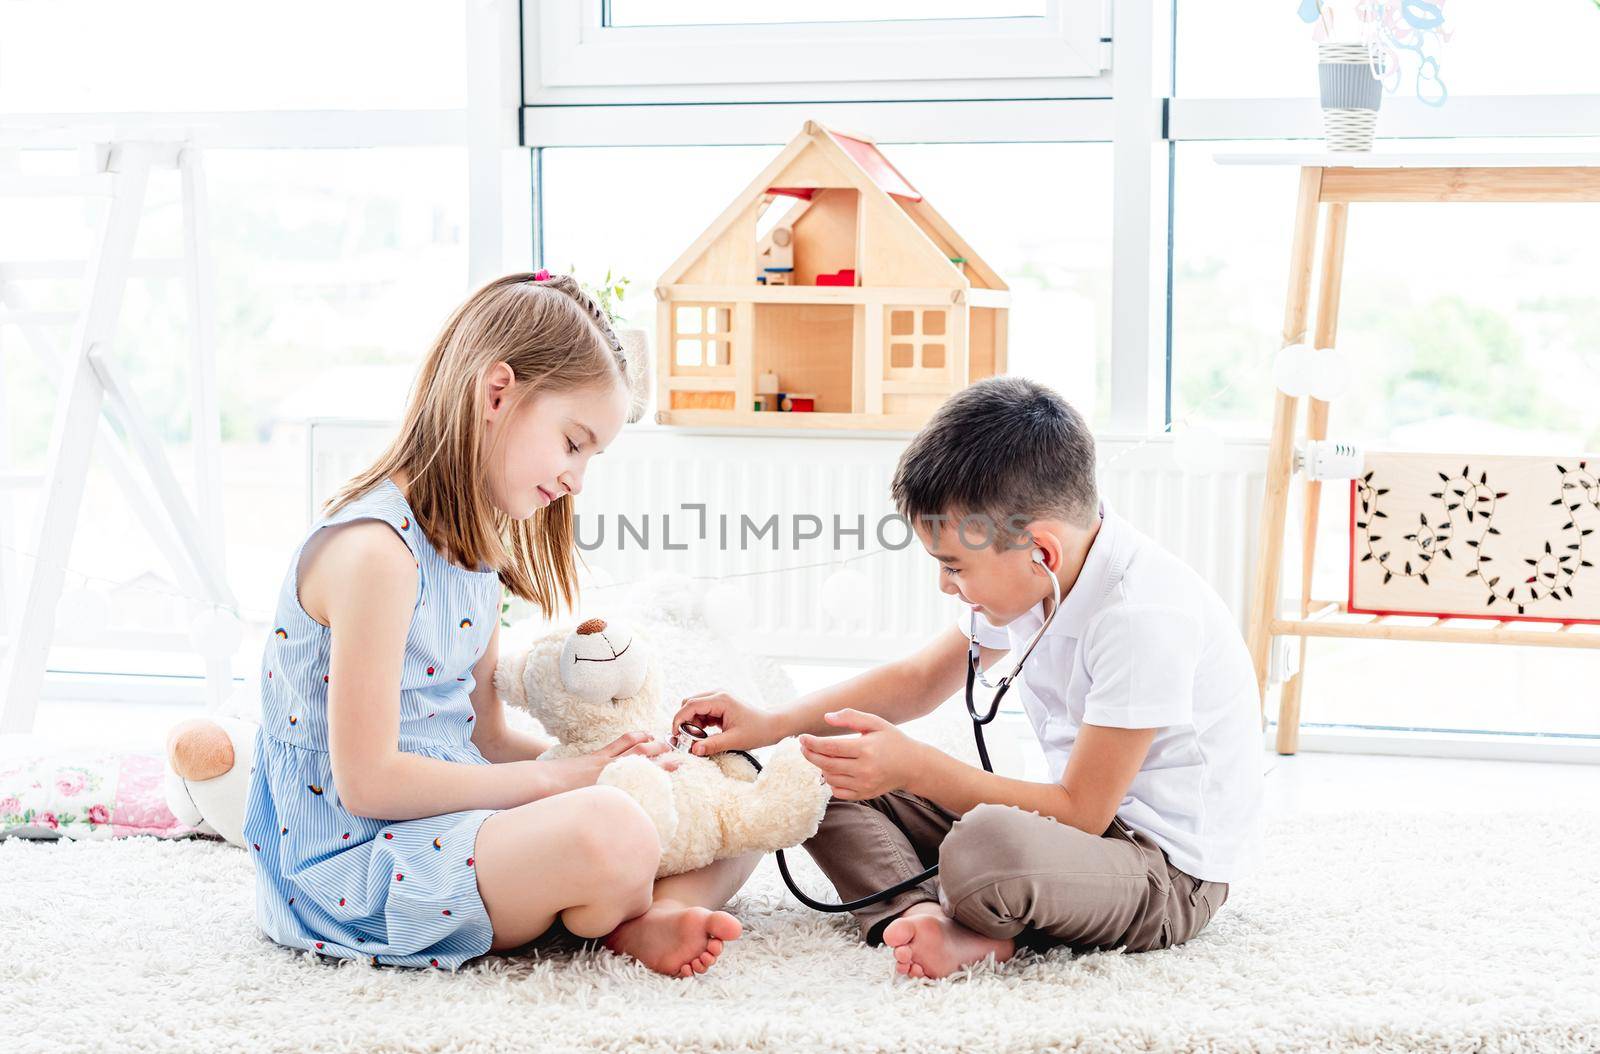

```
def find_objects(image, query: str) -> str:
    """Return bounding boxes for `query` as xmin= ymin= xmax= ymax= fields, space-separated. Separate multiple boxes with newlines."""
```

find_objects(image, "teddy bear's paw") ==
xmin=763 ymin=739 xmax=831 ymax=798
xmin=734 ymin=739 xmax=832 ymax=850
xmin=598 ymin=756 xmax=680 ymax=846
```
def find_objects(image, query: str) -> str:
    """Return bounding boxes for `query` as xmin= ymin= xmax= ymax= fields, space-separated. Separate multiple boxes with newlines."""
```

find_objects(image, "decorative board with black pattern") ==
xmin=1349 ymin=453 xmax=1600 ymax=624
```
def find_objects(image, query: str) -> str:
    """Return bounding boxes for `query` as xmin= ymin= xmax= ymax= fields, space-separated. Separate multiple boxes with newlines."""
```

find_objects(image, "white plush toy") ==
xmin=163 ymin=681 xmax=261 ymax=848
xmin=495 ymin=614 xmax=832 ymax=878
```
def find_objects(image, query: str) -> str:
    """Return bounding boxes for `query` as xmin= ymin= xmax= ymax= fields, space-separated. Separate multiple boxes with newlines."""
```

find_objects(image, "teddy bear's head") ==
xmin=494 ymin=616 xmax=665 ymax=747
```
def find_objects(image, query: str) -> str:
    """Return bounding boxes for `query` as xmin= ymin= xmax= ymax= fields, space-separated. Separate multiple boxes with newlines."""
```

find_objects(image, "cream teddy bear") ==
xmin=494 ymin=616 xmax=832 ymax=878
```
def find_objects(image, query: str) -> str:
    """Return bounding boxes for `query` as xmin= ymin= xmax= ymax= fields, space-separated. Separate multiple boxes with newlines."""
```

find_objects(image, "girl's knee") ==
xmin=571 ymin=785 xmax=661 ymax=886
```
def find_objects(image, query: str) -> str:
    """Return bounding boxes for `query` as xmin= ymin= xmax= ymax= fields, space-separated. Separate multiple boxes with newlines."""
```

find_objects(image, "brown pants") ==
xmin=801 ymin=791 xmax=1229 ymax=953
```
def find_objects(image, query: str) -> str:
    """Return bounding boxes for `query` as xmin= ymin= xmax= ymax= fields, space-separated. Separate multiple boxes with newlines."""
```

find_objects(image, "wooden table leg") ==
xmin=1276 ymin=201 xmax=1349 ymax=755
xmin=1246 ymin=167 xmax=1324 ymax=734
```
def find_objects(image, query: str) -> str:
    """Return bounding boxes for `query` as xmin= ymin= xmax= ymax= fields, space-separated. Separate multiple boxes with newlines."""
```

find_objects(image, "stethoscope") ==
xmin=675 ymin=548 xmax=1064 ymax=913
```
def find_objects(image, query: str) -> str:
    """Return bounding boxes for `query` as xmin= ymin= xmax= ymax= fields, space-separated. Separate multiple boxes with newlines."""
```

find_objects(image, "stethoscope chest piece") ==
xmin=672 ymin=720 xmax=708 ymax=753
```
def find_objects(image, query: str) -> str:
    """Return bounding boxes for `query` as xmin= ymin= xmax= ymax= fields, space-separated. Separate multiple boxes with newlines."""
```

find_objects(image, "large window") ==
xmin=0 ymin=1 xmax=466 ymax=112
xmin=531 ymin=2 xmax=1600 ymax=746
xmin=1177 ymin=0 xmax=1600 ymax=98
xmin=1171 ymin=139 xmax=1600 ymax=451
xmin=3 ymin=147 xmax=467 ymax=678
xmin=1170 ymin=134 xmax=1600 ymax=739
xmin=1 ymin=2 xmax=483 ymax=691
xmin=6 ymin=0 xmax=1598 ymax=748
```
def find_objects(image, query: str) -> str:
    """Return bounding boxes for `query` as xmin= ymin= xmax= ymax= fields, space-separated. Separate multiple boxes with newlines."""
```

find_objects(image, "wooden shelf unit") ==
xmin=1221 ymin=154 xmax=1600 ymax=754
xmin=1273 ymin=600 xmax=1600 ymax=648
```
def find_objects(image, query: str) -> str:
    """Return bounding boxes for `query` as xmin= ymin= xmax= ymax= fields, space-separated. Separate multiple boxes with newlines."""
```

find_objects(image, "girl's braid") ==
xmin=529 ymin=270 xmax=650 ymax=423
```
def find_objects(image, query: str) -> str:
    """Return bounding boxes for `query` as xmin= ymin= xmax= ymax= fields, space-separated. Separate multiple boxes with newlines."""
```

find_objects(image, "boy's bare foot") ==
xmin=603 ymin=898 xmax=742 ymax=978
xmin=881 ymin=902 xmax=1016 ymax=979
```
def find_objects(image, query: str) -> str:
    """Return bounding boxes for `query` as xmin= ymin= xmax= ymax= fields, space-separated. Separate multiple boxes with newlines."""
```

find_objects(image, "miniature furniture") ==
xmin=655 ymin=120 xmax=1011 ymax=430
xmin=1226 ymin=153 xmax=1600 ymax=755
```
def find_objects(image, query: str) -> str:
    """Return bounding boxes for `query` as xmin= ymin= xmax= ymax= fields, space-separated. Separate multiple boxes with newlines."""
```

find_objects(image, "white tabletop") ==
xmin=1215 ymin=152 xmax=1600 ymax=168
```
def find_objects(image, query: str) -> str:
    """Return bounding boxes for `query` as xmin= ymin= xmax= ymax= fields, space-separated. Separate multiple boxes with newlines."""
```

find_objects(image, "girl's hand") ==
xmin=525 ymin=733 xmax=682 ymax=801
xmin=669 ymin=691 xmax=781 ymax=756
xmin=591 ymin=731 xmax=684 ymax=773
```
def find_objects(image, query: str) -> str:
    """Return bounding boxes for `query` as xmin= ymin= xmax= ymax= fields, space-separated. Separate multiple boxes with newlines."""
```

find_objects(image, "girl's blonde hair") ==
xmin=322 ymin=271 xmax=648 ymax=620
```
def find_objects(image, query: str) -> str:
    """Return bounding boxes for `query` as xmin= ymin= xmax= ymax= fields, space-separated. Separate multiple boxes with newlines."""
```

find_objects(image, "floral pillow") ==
xmin=0 ymin=750 xmax=202 ymax=841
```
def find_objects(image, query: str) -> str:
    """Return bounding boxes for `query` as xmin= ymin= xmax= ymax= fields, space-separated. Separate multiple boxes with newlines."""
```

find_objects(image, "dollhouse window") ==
xmin=672 ymin=303 xmax=735 ymax=372
xmin=885 ymin=307 xmax=951 ymax=374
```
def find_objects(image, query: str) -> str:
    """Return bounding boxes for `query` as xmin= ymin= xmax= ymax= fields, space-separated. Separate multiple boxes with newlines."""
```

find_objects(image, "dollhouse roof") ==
xmin=826 ymin=129 xmax=922 ymax=201
xmin=659 ymin=120 xmax=1006 ymax=292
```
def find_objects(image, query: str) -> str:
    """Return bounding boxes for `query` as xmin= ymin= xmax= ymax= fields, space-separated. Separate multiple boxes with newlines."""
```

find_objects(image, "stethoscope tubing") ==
xmin=695 ymin=566 xmax=1064 ymax=914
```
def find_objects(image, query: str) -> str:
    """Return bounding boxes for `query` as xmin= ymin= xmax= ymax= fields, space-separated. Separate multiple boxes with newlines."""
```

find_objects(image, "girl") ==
xmin=240 ymin=271 xmax=757 ymax=977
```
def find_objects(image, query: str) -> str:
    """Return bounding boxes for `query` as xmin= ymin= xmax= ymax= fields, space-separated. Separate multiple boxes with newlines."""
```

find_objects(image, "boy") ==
xmin=671 ymin=377 xmax=1263 ymax=979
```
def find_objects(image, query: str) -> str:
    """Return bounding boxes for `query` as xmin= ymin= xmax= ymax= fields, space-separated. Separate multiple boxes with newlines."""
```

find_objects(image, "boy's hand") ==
xmin=799 ymin=709 xmax=929 ymax=801
xmin=669 ymin=692 xmax=781 ymax=756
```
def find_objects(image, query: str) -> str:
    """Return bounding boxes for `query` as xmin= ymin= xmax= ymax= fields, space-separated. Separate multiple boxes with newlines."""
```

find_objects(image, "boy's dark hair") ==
xmin=891 ymin=377 xmax=1098 ymax=546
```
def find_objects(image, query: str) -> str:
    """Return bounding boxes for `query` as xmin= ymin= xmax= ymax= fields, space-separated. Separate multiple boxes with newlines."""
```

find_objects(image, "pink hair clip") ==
xmin=531 ymin=269 xmax=551 ymax=282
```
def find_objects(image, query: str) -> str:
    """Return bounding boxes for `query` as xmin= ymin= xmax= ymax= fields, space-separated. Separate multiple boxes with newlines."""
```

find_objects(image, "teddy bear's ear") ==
xmin=494 ymin=650 xmax=531 ymax=711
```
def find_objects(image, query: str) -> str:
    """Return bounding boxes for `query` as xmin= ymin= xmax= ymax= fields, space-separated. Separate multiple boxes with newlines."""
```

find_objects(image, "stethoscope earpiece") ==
xmin=968 ymin=549 xmax=1062 ymax=703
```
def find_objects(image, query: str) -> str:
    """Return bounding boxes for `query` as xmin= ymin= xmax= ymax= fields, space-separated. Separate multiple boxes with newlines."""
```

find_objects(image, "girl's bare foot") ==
xmin=602 ymin=898 xmax=742 ymax=978
xmin=881 ymin=902 xmax=1016 ymax=979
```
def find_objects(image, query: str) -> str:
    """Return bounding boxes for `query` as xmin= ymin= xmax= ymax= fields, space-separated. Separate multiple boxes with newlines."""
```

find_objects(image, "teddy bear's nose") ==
xmin=576 ymin=617 xmax=607 ymax=635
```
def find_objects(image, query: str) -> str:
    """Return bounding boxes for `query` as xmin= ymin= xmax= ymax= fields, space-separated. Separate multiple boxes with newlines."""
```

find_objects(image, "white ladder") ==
xmin=0 ymin=138 xmax=234 ymax=732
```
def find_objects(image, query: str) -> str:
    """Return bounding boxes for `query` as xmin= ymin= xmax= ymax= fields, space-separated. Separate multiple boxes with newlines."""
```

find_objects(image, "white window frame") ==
xmin=528 ymin=0 xmax=1110 ymax=102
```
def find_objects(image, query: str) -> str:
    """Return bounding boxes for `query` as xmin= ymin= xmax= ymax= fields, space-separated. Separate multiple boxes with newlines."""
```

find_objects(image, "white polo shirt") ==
xmin=957 ymin=501 xmax=1264 ymax=884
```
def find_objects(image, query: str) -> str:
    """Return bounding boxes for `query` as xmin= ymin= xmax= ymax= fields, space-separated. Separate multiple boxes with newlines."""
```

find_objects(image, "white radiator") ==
xmin=1094 ymin=438 xmax=1270 ymax=633
xmin=308 ymin=420 xmax=1268 ymax=663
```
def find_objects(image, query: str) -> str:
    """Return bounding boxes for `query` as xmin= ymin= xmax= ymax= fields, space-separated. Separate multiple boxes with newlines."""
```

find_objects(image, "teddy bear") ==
xmin=494 ymin=614 xmax=832 ymax=878
xmin=163 ymin=572 xmax=836 ymax=865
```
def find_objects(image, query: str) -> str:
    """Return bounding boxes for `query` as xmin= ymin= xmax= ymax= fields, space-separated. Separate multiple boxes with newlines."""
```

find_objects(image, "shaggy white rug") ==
xmin=3 ymin=810 xmax=1598 ymax=1054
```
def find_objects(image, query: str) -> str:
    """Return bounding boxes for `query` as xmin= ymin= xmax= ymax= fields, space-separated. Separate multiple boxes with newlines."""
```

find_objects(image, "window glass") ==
xmin=0 ymin=1 xmax=466 ymax=112
xmin=2 ymin=148 xmax=469 ymax=679
xmin=1177 ymin=0 xmax=1600 ymax=98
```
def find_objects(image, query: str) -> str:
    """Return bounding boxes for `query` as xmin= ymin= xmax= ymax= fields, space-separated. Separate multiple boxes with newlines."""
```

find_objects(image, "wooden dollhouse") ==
xmin=655 ymin=120 xmax=1011 ymax=430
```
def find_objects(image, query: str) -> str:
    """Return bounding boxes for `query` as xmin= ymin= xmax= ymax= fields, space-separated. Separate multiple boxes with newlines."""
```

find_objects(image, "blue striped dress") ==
xmin=242 ymin=477 xmax=505 ymax=970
